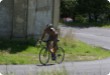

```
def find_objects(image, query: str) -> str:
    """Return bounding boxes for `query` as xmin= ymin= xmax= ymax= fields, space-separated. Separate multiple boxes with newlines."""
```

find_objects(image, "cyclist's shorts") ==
xmin=47 ymin=36 xmax=58 ymax=42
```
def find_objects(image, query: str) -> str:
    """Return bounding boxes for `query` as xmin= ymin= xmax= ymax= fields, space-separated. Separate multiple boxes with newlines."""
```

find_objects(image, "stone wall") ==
xmin=0 ymin=0 xmax=60 ymax=39
xmin=52 ymin=0 xmax=60 ymax=28
xmin=27 ymin=0 xmax=53 ymax=38
xmin=35 ymin=0 xmax=53 ymax=30
xmin=0 ymin=0 xmax=13 ymax=38
xmin=13 ymin=0 xmax=28 ymax=38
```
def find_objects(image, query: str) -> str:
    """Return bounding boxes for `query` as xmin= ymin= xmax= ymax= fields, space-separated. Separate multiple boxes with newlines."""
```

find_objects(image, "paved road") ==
xmin=60 ymin=26 xmax=110 ymax=50
xmin=1 ymin=26 xmax=110 ymax=75
xmin=1 ymin=59 xmax=110 ymax=75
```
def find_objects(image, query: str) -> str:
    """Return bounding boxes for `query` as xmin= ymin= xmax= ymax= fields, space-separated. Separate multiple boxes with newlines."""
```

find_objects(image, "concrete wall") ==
xmin=35 ymin=0 xmax=53 ymax=35
xmin=27 ymin=0 xmax=53 ymax=38
xmin=0 ymin=0 xmax=13 ymax=38
xmin=27 ymin=0 xmax=36 ymax=38
xmin=0 ymin=0 xmax=60 ymax=39
xmin=52 ymin=0 xmax=60 ymax=28
xmin=13 ymin=0 xmax=28 ymax=38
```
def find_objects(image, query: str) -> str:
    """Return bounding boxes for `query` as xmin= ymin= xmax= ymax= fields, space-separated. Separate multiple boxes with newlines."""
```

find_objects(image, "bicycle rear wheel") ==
xmin=39 ymin=47 xmax=50 ymax=65
xmin=55 ymin=47 xmax=65 ymax=64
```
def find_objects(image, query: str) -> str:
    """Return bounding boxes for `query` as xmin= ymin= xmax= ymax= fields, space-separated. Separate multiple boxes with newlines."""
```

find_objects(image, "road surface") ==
xmin=60 ymin=26 xmax=110 ymax=50
xmin=0 ymin=59 xmax=110 ymax=75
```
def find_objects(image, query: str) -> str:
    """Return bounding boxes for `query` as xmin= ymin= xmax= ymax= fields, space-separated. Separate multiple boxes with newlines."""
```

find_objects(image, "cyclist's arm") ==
xmin=41 ymin=30 xmax=46 ymax=40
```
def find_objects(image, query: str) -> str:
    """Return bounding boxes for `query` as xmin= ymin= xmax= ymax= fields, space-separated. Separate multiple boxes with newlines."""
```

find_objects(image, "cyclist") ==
xmin=40 ymin=24 xmax=58 ymax=60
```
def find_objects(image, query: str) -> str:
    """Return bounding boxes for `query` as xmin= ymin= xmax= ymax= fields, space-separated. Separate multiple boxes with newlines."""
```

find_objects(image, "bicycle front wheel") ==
xmin=39 ymin=47 xmax=50 ymax=65
xmin=55 ymin=47 xmax=65 ymax=64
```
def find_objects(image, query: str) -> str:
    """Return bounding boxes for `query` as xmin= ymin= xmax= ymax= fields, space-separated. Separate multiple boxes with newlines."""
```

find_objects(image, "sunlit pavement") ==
xmin=60 ymin=26 xmax=110 ymax=50
xmin=0 ymin=58 xmax=110 ymax=75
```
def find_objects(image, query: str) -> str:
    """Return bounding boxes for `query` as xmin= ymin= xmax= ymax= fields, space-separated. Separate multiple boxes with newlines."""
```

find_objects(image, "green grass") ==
xmin=0 ymin=39 xmax=39 ymax=64
xmin=0 ymin=38 xmax=110 ymax=64
xmin=59 ymin=34 xmax=110 ymax=61
xmin=60 ymin=38 xmax=110 ymax=61
xmin=61 ymin=21 xmax=110 ymax=28
xmin=102 ymin=24 xmax=110 ymax=28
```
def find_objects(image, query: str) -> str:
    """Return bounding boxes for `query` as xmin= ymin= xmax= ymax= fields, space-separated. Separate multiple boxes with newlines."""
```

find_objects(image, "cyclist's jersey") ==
xmin=44 ymin=27 xmax=58 ymax=41
xmin=45 ymin=27 xmax=58 ymax=36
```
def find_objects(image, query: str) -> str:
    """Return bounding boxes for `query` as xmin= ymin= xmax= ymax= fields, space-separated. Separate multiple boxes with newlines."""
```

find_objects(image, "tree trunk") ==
xmin=94 ymin=13 xmax=98 ymax=22
xmin=88 ymin=13 xmax=92 ymax=22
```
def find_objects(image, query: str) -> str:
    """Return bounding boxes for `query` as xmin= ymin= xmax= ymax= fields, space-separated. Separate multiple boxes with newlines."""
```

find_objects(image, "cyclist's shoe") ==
xmin=51 ymin=54 xmax=56 ymax=61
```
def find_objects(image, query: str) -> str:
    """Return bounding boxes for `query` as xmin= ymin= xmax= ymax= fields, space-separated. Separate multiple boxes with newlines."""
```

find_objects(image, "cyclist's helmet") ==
xmin=46 ymin=24 xmax=53 ymax=28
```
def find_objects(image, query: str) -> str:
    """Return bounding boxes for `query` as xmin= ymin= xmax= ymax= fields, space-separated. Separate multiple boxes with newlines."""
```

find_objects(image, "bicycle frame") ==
xmin=38 ymin=40 xmax=65 ymax=65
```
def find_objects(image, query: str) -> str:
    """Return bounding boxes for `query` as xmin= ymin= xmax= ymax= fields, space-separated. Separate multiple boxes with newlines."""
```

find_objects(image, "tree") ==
xmin=60 ymin=0 xmax=77 ymax=20
xmin=75 ymin=0 xmax=109 ymax=22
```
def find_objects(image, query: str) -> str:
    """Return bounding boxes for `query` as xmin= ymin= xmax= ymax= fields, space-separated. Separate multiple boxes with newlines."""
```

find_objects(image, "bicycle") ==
xmin=37 ymin=40 xmax=65 ymax=65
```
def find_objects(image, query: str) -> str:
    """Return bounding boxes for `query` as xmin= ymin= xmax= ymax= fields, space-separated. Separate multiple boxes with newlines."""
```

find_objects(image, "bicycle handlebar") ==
xmin=36 ymin=39 xmax=60 ymax=47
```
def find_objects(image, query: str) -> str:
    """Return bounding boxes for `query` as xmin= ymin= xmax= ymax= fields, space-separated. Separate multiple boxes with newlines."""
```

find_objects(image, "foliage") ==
xmin=60 ymin=0 xmax=77 ymax=19
xmin=76 ymin=0 xmax=110 ymax=22
xmin=60 ymin=0 xmax=110 ymax=23
xmin=62 ymin=21 xmax=110 ymax=28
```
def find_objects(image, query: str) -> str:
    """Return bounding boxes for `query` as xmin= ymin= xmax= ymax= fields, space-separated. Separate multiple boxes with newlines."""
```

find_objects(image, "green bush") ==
xmin=75 ymin=15 xmax=87 ymax=23
xmin=60 ymin=0 xmax=76 ymax=18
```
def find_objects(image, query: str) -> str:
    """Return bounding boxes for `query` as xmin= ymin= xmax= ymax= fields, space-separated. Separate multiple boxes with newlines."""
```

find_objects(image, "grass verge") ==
xmin=60 ymin=38 xmax=110 ymax=61
xmin=61 ymin=22 xmax=110 ymax=28
xmin=0 ymin=38 xmax=110 ymax=64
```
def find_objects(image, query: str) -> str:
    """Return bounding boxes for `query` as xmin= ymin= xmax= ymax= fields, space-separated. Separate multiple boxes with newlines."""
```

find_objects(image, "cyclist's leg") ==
xmin=47 ymin=40 xmax=56 ymax=60
xmin=53 ymin=35 xmax=58 ymax=53
xmin=46 ymin=41 xmax=50 ymax=50
xmin=50 ymin=41 xmax=57 ymax=60
xmin=53 ymin=40 xmax=57 ymax=53
xmin=47 ymin=36 xmax=57 ymax=60
xmin=51 ymin=38 xmax=58 ymax=60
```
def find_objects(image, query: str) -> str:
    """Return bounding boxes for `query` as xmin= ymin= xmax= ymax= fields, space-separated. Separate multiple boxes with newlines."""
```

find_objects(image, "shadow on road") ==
xmin=37 ymin=64 xmax=55 ymax=66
